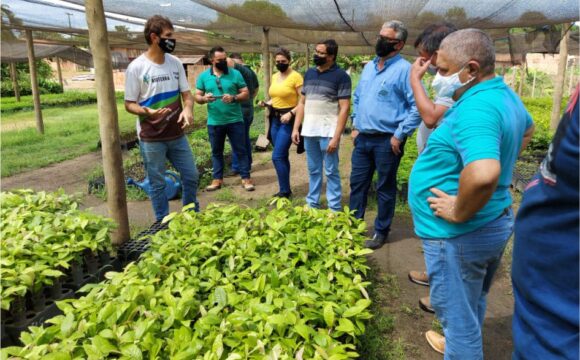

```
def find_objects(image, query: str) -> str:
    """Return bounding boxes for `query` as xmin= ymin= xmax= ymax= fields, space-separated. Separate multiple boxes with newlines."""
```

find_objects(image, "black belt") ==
xmin=359 ymin=132 xmax=392 ymax=138
xmin=271 ymin=107 xmax=293 ymax=118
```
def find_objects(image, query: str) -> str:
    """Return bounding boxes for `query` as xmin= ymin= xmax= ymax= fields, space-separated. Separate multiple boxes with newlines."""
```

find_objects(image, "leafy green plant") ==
xmin=0 ymin=190 xmax=115 ymax=310
xmin=4 ymin=200 xmax=373 ymax=358
xmin=0 ymin=92 xmax=125 ymax=114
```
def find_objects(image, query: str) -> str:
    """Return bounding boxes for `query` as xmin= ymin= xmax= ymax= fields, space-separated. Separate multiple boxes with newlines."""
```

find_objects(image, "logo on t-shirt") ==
xmin=173 ymin=71 xmax=179 ymax=80
xmin=151 ymin=74 xmax=171 ymax=84
xmin=143 ymin=74 xmax=150 ymax=84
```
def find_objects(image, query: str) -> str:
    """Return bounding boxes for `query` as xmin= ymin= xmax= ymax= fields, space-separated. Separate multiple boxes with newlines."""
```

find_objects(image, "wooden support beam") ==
xmin=551 ymin=25 xmax=570 ymax=131
xmin=262 ymin=27 xmax=271 ymax=101
xmin=25 ymin=30 xmax=44 ymax=134
xmin=56 ymin=57 xmax=64 ymax=90
xmin=9 ymin=62 xmax=20 ymax=102
xmin=85 ymin=0 xmax=130 ymax=245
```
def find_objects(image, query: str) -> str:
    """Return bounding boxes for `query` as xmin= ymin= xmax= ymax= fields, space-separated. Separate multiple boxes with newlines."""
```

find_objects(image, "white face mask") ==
xmin=432 ymin=65 xmax=475 ymax=98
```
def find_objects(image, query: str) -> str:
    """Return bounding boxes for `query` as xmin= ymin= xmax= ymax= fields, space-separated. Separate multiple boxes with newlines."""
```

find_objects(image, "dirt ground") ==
xmin=1 ymin=137 xmax=515 ymax=359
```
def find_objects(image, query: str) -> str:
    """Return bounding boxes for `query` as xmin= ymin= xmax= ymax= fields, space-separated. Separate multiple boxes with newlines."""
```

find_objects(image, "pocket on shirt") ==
xmin=377 ymin=82 xmax=396 ymax=103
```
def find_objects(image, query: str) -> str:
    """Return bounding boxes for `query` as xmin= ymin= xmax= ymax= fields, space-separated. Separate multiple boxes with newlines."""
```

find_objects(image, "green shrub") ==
xmin=1 ymin=91 xmax=125 ymax=113
xmin=0 ymin=190 xmax=115 ymax=311
xmin=4 ymin=201 xmax=372 ymax=359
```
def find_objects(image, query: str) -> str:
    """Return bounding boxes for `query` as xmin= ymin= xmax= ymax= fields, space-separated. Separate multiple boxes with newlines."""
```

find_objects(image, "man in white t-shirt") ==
xmin=124 ymin=15 xmax=199 ymax=222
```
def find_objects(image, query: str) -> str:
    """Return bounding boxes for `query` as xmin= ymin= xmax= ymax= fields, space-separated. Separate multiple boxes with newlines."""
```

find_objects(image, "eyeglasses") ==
xmin=376 ymin=35 xmax=400 ymax=43
xmin=215 ymin=77 xmax=223 ymax=91
xmin=314 ymin=51 xmax=327 ymax=56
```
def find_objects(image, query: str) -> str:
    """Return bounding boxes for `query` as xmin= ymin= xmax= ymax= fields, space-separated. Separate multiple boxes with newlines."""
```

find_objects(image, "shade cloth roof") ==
xmin=1 ymin=41 xmax=93 ymax=67
xmin=1 ymin=0 xmax=578 ymax=60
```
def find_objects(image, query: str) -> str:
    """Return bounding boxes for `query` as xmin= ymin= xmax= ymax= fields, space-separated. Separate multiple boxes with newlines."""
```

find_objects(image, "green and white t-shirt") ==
xmin=125 ymin=53 xmax=190 ymax=141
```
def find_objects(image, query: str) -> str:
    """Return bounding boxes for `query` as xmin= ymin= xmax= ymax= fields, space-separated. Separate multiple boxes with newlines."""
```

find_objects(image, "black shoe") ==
xmin=364 ymin=233 xmax=387 ymax=249
xmin=273 ymin=191 xmax=292 ymax=199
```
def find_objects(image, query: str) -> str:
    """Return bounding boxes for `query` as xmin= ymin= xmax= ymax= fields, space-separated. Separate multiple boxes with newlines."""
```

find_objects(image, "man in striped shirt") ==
xmin=292 ymin=39 xmax=352 ymax=212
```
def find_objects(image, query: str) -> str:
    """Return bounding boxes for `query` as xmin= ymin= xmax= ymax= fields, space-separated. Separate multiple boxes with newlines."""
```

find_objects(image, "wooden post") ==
xmin=551 ymin=25 xmax=570 ymax=131
xmin=56 ymin=57 xmax=64 ymax=90
xmin=262 ymin=27 xmax=271 ymax=138
xmin=517 ymin=63 xmax=526 ymax=96
xmin=566 ymin=60 xmax=574 ymax=97
xmin=25 ymin=30 xmax=44 ymax=134
xmin=306 ymin=43 xmax=310 ymax=72
xmin=531 ymin=70 xmax=537 ymax=98
xmin=85 ymin=0 xmax=130 ymax=245
xmin=9 ymin=62 xmax=20 ymax=102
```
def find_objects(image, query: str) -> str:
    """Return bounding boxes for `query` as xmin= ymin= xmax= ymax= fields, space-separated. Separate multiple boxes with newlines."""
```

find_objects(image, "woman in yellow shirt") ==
xmin=262 ymin=48 xmax=304 ymax=198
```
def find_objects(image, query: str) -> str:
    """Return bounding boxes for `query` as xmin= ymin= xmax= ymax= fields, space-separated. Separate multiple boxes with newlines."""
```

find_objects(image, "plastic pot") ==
xmin=84 ymin=250 xmax=99 ymax=275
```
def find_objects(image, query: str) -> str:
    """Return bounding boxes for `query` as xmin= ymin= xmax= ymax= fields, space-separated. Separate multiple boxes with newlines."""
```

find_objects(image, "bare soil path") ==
xmin=1 ymin=138 xmax=514 ymax=359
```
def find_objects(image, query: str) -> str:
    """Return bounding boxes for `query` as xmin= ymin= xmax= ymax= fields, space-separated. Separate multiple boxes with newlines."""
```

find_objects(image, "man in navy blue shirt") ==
xmin=512 ymin=86 xmax=579 ymax=360
xmin=349 ymin=20 xmax=421 ymax=249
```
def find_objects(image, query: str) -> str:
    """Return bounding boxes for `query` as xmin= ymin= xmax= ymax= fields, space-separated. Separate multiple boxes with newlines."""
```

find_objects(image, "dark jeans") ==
xmin=230 ymin=114 xmax=253 ymax=172
xmin=270 ymin=116 xmax=293 ymax=194
xmin=208 ymin=121 xmax=250 ymax=179
xmin=349 ymin=133 xmax=404 ymax=236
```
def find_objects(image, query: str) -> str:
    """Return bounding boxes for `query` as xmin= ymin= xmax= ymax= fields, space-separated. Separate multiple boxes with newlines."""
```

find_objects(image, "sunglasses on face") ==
xmin=376 ymin=35 xmax=400 ymax=43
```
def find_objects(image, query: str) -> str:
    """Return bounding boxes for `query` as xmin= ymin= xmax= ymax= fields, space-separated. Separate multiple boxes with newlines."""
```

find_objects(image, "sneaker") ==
xmin=241 ymin=178 xmax=255 ymax=191
xmin=419 ymin=296 xmax=435 ymax=314
xmin=205 ymin=179 xmax=223 ymax=191
xmin=273 ymin=191 xmax=292 ymax=199
xmin=364 ymin=233 xmax=387 ymax=249
xmin=408 ymin=270 xmax=430 ymax=286
xmin=425 ymin=330 xmax=445 ymax=355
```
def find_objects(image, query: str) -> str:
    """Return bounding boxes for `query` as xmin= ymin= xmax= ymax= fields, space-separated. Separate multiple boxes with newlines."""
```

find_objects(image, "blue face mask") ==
xmin=431 ymin=65 xmax=475 ymax=98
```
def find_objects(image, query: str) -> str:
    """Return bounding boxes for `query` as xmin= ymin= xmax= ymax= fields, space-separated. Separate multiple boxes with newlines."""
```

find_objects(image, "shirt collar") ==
xmin=317 ymin=63 xmax=338 ymax=74
xmin=457 ymin=76 xmax=505 ymax=103
xmin=373 ymin=54 xmax=401 ymax=72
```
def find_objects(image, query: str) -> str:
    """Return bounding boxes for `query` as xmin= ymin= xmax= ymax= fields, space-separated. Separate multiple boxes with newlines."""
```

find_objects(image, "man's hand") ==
xmin=143 ymin=106 xmax=172 ymax=117
xmin=427 ymin=188 xmax=459 ymax=223
xmin=291 ymin=129 xmax=301 ymax=145
xmin=326 ymin=137 xmax=339 ymax=153
xmin=178 ymin=109 xmax=193 ymax=129
xmin=390 ymin=136 xmax=402 ymax=155
xmin=203 ymin=93 xmax=216 ymax=103
xmin=222 ymin=94 xmax=235 ymax=104
xmin=411 ymin=57 xmax=430 ymax=81
xmin=351 ymin=129 xmax=359 ymax=139
xmin=280 ymin=112 xmax=293 ymax=124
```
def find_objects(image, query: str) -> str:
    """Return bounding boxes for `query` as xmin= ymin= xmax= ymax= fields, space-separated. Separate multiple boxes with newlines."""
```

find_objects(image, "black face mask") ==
xmin=158 ymin=37 xmax=176 ymax=53
xmin=313 ymin=54 xmax=327 ymax=66
xmin=375 ymin=38 xmax=399 ymax=57
xmin=215 ymin=60 xmax=229 ymax=74
xmin=276 ymin=63 xmax=289 ymax=73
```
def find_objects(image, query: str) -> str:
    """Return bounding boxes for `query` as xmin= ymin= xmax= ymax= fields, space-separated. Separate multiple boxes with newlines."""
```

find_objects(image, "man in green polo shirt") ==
xmin=195 ymin=46 xmax=255 ymax=191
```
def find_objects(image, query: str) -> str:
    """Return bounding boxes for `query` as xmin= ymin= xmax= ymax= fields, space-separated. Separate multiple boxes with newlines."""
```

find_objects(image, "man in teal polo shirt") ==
xmin=195 ymin=46 xmax=255 ymax=191
xmin=409 ymin=29 xmax=534 ymax=357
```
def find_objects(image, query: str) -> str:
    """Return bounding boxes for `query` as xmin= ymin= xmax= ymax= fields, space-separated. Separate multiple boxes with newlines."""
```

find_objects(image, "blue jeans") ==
xmin=349 ymin=133 xmax=403 ymax=236
xmin=140 ymin=136 xmax=199 ymax=221
xmin=304 ymin=136 xmax=342 ymax=211
xmin=230 ymin=114 xmax=253 ymax=173
xmin=208 ymin=121 xmax=250 ymax=179
xmin=270 ymin=116 xmax=293 ymax=194
xmin=422 ymin=209 xmax=514 ymax=360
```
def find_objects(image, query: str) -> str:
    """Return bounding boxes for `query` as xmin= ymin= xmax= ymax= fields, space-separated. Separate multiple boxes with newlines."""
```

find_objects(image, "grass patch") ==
xmin=214 ymin=187 xmax=238 ymax=202
xmin=1 ymin=98 xmax=135 ymax=177
xmin=358 ymin=263 xmax=411 ymax=360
